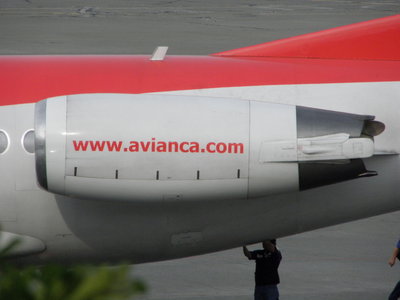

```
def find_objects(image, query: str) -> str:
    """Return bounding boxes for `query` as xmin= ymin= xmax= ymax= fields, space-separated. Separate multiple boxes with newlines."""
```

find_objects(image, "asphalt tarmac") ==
xmin=1 ymin=1 xmax=400 ymax=299
xmin=135 ymin=212 xmax=400 ymax=300
xmin=1 ymin=0 xmax=399 ymax=55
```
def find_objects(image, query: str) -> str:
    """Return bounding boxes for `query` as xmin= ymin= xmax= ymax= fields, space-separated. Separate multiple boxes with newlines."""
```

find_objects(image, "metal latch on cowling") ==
xmin=259 ymin=133 xmax=374 ymax=163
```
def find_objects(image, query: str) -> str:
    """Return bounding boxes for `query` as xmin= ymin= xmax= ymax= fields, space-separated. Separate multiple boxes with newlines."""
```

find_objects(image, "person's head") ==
xmin=262 ymin=239 xmax=277 ymax=252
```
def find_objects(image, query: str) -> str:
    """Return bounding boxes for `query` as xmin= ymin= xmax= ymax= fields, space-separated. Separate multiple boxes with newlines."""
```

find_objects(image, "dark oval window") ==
xmin=23 ymin=130 xmax=35 ymax=154
xmin=0 ymin=131 xmax=8 ymax=154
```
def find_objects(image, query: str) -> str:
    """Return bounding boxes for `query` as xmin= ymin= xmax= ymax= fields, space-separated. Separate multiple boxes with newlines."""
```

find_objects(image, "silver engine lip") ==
xmin=34 ymin=99 xmax=47 ymax=190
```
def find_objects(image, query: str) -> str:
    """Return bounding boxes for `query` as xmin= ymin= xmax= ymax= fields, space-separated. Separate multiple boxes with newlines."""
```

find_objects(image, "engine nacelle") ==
xmin=34 ymin=94 xmax=384 ymax=202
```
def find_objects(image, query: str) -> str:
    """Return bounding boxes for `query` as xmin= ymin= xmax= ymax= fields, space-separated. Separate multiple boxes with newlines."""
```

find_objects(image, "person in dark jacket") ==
xmin=243 ymin=239 xmax=282 ymax=300
xmin=388 ymin=239 xmax=400 ymax=300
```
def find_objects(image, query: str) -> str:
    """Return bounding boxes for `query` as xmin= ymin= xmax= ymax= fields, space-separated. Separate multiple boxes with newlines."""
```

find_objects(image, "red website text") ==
xmin=72 ymin=138 xmax=244 ymax=154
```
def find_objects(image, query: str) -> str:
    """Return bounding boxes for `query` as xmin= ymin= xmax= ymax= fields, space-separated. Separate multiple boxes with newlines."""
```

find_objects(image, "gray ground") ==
xmin=135 ymin=212 xmax=400 ymax=300
xmin=1 ymin=1 xmax=400 ymax=299
xmin=0 ymin=0 xmax=399 ymax=55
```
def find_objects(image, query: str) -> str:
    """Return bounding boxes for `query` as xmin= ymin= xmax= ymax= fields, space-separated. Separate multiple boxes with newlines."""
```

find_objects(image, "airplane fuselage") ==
xmin=1 ymin=15 xmax=400 ymax=263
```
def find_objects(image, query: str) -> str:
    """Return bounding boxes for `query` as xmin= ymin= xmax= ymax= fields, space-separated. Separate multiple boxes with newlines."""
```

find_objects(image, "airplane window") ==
xmin=0 ymin=131 xmax=8 ymax=154
xmin=23 ymin=129 xmax=35 ymax=154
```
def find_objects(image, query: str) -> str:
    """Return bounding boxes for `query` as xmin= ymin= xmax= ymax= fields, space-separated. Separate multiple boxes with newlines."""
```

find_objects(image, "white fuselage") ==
xmin=1 ymin=82 xmax=399 ymax=263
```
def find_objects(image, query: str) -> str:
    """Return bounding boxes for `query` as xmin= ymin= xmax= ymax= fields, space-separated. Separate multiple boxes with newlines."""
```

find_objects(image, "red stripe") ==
xmin=212 ymin=15 xmax=400 ymax=60
xmin=0 ymin=55 xmax=399 ymax=106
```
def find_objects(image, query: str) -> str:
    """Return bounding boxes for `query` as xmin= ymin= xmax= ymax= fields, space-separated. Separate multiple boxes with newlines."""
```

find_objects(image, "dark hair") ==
xmin=262 ymin=239 xmax=277 ymax=246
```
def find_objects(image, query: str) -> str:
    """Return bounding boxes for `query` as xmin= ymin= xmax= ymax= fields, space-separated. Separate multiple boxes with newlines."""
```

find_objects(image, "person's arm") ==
xmin=243 ymin=246 xmax=251 ymax=259
xmin=389 ymin=247 xmax=399 ymax=267
xmin=271 ymin=248 xmax=282 ymax=268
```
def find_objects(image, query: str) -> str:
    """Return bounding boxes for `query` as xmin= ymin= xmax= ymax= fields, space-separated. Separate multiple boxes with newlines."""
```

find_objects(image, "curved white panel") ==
xmin=0 ymin=232 xmax=46 ymax=257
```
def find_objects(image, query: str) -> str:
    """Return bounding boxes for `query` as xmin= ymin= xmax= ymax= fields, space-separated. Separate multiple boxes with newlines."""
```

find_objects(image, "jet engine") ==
xmin=34 ymin=94 xmax=384 ymax=202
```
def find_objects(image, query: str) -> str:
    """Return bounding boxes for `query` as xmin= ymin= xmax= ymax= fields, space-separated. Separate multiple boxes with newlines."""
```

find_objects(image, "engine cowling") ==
xmin=34 ymin=94 xmax=384 ymax=202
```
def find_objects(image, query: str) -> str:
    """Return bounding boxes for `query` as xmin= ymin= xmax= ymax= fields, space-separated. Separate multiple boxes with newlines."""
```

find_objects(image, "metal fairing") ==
xmin=0 ymin=15 xmax=399 ymax=263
